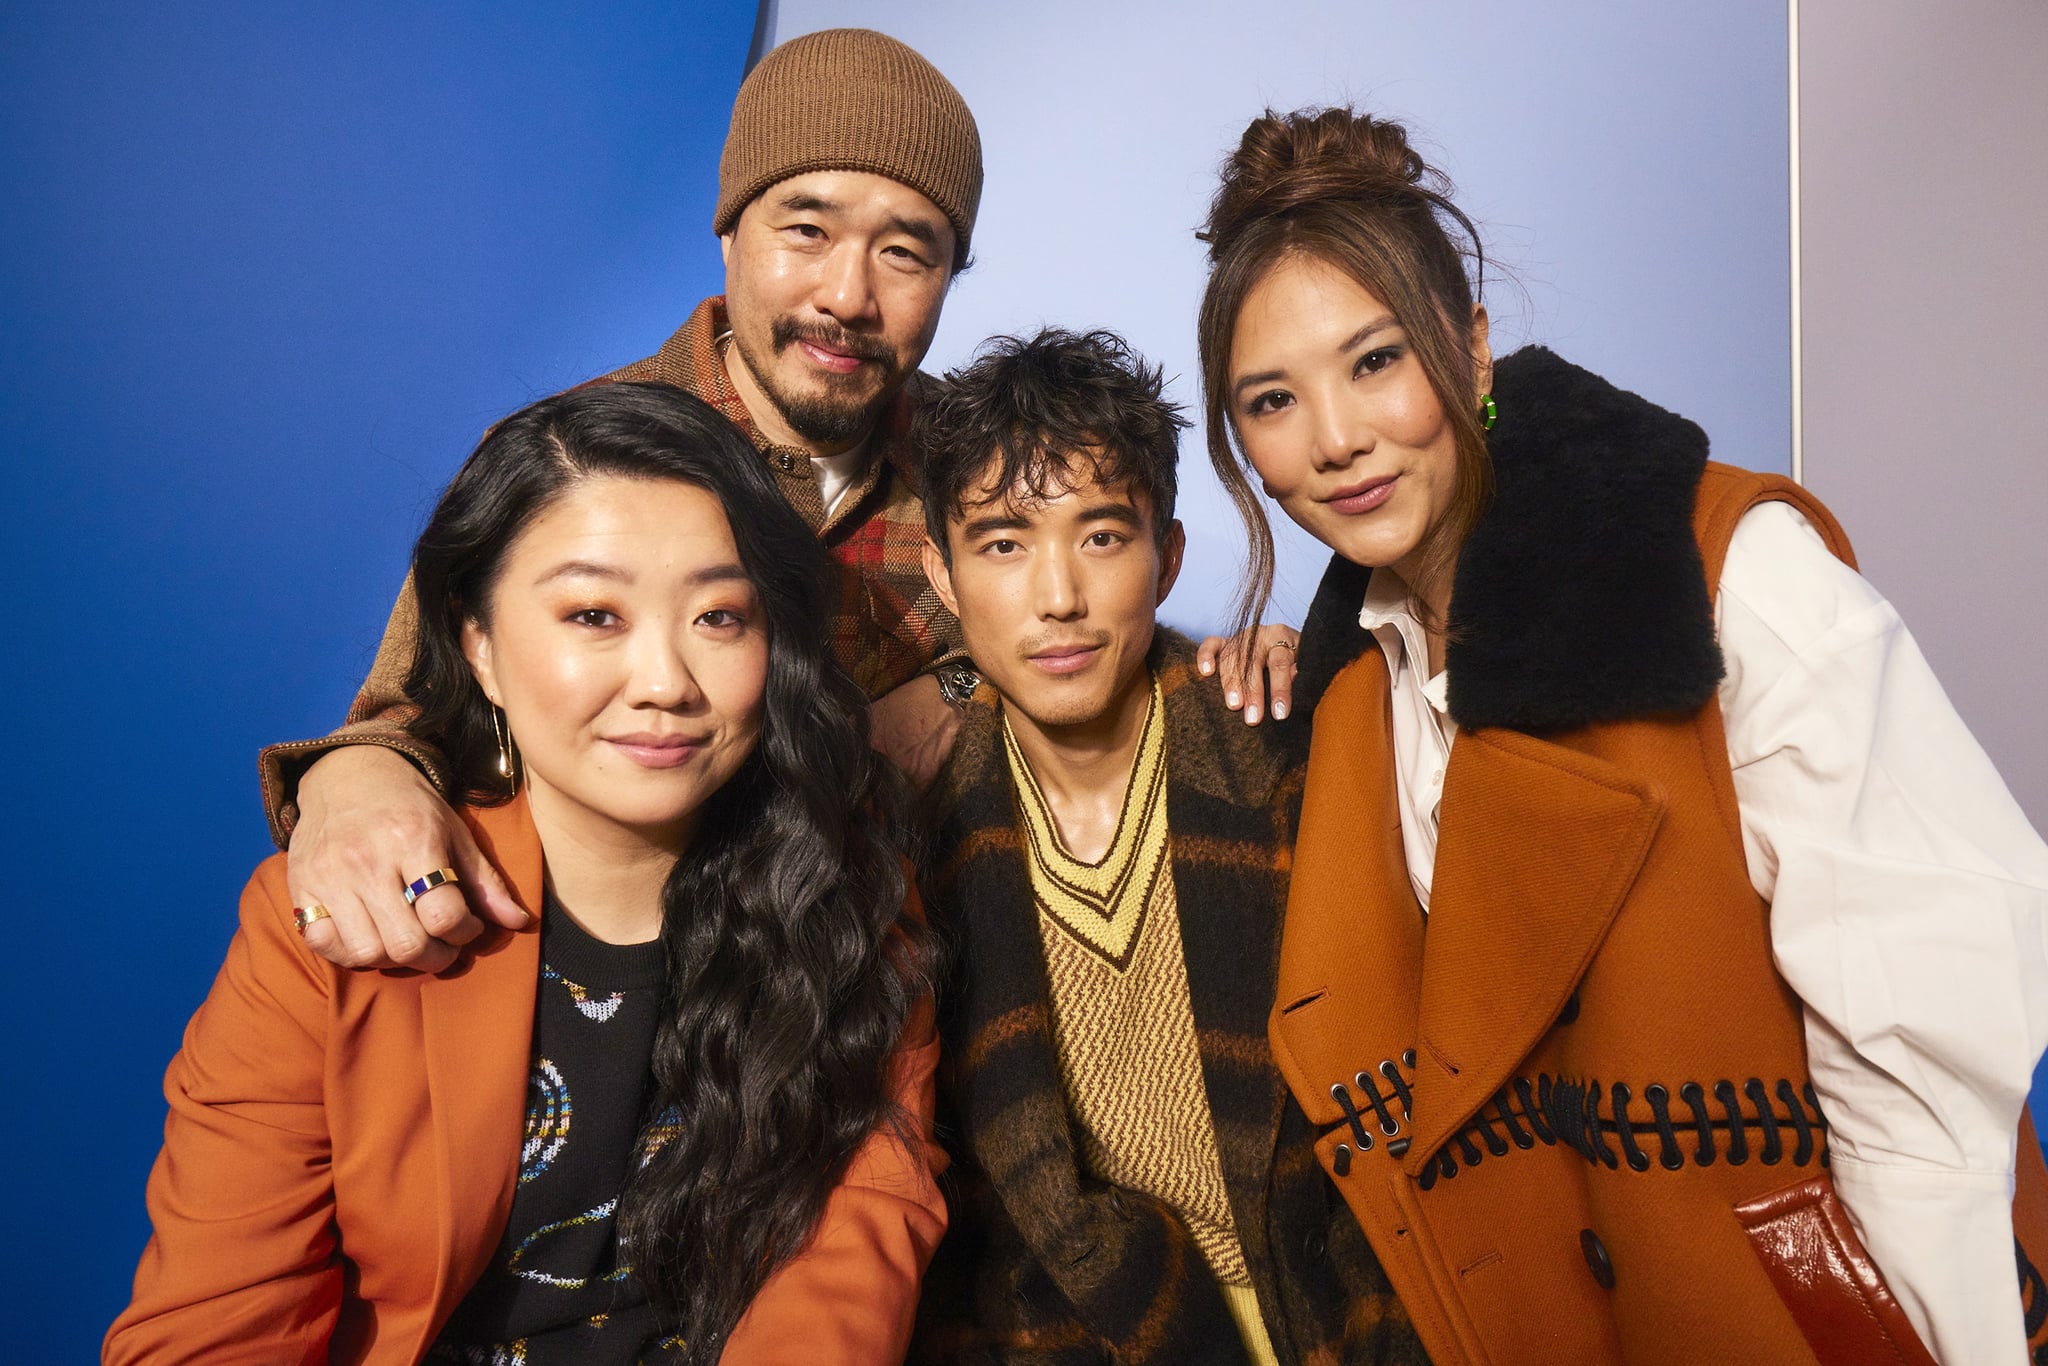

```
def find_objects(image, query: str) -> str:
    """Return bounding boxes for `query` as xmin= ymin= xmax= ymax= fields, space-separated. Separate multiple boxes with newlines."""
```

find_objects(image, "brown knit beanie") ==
xmin=715 ymin=28 xmax=983 ymax=267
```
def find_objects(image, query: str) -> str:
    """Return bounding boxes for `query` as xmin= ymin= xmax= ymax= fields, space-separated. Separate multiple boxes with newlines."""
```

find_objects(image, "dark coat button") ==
xmin=1304 ymin=1227 xmax=1328 ymax=1263
xmin=1580 ymin=1228 xmax=1615 ymax=1288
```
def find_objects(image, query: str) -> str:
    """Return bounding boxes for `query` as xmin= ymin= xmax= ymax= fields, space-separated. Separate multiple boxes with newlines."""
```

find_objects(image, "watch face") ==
xmin=939 ymin=664 xmax=980 ymax=707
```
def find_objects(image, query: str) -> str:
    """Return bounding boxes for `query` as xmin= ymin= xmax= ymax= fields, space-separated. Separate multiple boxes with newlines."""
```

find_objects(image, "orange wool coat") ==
xmin=106 ymin=794 xmax=946 ymax=1364
xmin=1270 ymin=465 xmax=2048 ymax=1365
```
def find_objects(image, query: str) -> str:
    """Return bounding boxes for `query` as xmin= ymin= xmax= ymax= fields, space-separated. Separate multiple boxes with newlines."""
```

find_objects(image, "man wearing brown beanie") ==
xmin=258 ymin=28 xmax=989 ymax=973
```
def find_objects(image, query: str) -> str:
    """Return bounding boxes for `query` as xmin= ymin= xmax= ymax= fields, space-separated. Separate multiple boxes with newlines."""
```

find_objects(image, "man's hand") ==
xmin=1196 ymin=624 xmax=1301 ymax=725
xmin=286 ymin=746 xmax=528 ymax=971
xmin=870 ymin=673 xmax=963 ymax=791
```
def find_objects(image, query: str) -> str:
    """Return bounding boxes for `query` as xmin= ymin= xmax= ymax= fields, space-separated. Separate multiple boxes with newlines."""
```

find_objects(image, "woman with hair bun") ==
xmin=108 ymin=382 xmax=944 ymax=1365
xmin=1198 ymin=106 xmax=2048 ymax=1365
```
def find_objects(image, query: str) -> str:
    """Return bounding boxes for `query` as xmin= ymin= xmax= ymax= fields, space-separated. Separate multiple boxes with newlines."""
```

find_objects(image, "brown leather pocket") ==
xmin=1733 ymin=1176 xmax=1937 ymax=1366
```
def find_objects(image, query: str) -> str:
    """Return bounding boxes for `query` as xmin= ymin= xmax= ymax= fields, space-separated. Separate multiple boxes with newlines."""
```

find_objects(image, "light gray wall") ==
xmin=773 ymin=1 xmax=1792 ymax=634
xmin=1798 ymin=0 xmax=2048 ymax=828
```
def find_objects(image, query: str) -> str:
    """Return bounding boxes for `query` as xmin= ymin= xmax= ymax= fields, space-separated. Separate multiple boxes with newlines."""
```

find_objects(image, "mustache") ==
xmin=771 ymin=317 xmax=896 ymax=366
xmin=1018 ymin=630 xmax=1112 ymax=657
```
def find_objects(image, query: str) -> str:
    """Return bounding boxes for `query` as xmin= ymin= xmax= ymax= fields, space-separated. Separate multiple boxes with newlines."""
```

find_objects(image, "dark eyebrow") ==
xmin=774 ymin=190 xmax=939 ymax=251
xmin=1075 ymin=500 xmax=1144 ymax=528
xmin=1231 ymin=314 xmax=1401 ymax=400
xmin=886 ymin=214 xmax=941 ymax=251
xmin=685 ymin=563 xmax=753 ymax=588
xmin=959 ymin=511 xmax=1032 ymax=541
xmin=959 ymin=499 xmax=1144 ymax=541
xmin=1339 ymin=315 xmax=1401 ymax=354
xmin=534 ymin=560 xmax=628 ymax=587
xmin=776 ymin=191 xmax=841 ymax=215
xmin=532 ymin=560 xmax=751 ymax=589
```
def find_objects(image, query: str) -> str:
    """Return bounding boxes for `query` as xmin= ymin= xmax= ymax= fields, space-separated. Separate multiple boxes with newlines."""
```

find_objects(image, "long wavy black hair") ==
xmin=401 ymin=380 xmax=932 ymax=1360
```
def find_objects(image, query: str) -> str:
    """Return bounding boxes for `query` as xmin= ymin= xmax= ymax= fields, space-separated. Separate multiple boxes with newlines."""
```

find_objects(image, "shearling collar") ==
xmin=1294 ymin=346 xmax=1724 ymax=735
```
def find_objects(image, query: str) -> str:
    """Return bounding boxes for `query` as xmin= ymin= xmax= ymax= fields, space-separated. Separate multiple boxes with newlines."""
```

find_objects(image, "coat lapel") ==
xmin=1268 ymin=657 xmax=1426 ymax=1129
xmin=418 ymin=796 xmax=545 ymax=1329
xmin=1400 ymin=727 xmax=1663 ymax=1172
xmin=1155 ymin=652 xmax=1294 ymax=1273
xmin=931 ymin=697 xmax=1099 ymax=1263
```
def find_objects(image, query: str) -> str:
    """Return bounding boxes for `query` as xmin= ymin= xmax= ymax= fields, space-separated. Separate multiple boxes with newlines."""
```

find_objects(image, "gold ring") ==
xmin=403 ymin=867 xmax=462 ymax=906
xmin=1268 ymin=638 xmax=1297 ymax=653
xmin=292 ymin=904 xmax=332 ymax=933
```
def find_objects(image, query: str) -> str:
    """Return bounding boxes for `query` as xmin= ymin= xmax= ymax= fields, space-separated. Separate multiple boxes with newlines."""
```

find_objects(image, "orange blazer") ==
xmin=106 ymin=794 xmax=946 ymax=1364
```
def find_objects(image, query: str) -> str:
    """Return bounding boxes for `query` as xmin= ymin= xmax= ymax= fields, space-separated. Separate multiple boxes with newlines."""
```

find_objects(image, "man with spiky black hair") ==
xmin=908 ymin=329 xmax=1426 ymax=1366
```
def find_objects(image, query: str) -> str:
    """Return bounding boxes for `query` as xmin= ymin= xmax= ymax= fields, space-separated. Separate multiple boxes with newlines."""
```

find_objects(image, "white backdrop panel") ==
xmin=774 ymin=1 xmax=1791 ymax=634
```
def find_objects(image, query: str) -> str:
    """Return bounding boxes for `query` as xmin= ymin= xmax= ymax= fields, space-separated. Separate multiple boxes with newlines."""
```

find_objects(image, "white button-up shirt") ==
xmin=810 ymin=446 xmax=866 ymax=518
xmin=1359 ymin=499 xmax=2048 ymax=1365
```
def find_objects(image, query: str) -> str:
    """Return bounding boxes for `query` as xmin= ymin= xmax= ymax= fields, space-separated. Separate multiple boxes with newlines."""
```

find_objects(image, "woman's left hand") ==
xmin=1196 ymin=624 xmax=1300 ymax=725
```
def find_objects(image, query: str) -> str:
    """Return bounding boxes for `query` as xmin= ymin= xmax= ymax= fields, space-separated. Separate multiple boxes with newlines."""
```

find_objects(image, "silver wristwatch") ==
xmin=934 ymin=661 xmax=982 ymax=709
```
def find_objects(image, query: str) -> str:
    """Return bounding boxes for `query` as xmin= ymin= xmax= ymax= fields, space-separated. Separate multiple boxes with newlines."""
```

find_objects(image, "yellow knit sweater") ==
xmin=1004 ymin=683 xmax=1277 ymax=1365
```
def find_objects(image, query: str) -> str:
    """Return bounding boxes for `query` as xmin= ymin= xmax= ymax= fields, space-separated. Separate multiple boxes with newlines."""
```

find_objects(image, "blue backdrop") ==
xmin=1 ymin=1 xmax=757 ymax=1349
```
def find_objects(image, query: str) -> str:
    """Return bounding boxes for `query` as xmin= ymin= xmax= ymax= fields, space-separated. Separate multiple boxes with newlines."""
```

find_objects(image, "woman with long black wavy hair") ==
xmin=109 ymin=381 xmax=943 ymax=1364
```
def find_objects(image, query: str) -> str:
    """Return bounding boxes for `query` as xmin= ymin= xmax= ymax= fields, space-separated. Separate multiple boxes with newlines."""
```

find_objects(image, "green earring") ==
xmin=1478 ymin=393 xmax=1498 ymax=431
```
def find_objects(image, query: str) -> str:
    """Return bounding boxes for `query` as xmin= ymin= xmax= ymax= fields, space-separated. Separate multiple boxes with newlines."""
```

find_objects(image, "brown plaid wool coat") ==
xmin=257 ymin=296 xmax=963 ymax=845
xmin=909 ymin=631 xmax=1429 ymax=1366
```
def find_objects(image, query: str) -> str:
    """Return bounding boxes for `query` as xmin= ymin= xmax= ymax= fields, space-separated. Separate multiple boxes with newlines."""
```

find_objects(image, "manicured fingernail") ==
xmin=1273 ymin=701 xmax=1288 ymax=719
xmin=1199 ymin=659 xmax=1213 ymax=675
xmin=1246 ymin=704 xmax=1261 ymax=724
xmin=1226 ymin=691 xmax=1241 ymax=707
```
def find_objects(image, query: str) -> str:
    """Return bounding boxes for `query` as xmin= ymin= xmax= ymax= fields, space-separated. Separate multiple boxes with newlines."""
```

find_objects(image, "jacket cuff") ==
xmin=257 ymin=729 xmax=453 ymax=851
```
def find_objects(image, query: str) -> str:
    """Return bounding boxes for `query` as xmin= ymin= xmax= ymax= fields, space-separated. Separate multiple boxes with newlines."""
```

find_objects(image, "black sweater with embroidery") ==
xmin=431 ymin=904 xmax=681 ymax=1364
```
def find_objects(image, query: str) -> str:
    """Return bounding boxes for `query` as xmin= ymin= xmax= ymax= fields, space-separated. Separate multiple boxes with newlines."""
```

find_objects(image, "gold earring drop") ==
xmin=491 ymin=705 xmax=520 ymax=793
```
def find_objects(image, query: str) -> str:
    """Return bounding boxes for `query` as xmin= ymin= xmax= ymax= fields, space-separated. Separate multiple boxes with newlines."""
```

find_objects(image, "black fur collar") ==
xmin=1294 ymin=346 xmax=1723 ymax=734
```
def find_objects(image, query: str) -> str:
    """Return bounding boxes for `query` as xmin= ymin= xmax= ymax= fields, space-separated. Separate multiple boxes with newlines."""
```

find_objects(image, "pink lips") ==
xmin=1323 ymin=473 xmax=1398 ymax=515
xmin=1028 ymin=645 xmax=1102 ymax=676
xmin=606 ymin=733 xmax=706 ymax=769
xmin=798 ymin=339 xmax=866 ymax=375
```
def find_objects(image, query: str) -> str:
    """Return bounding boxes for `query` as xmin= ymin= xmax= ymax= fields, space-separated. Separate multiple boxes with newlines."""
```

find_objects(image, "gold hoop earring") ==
xmin=491 ymin=705 xmax=521 ymax=794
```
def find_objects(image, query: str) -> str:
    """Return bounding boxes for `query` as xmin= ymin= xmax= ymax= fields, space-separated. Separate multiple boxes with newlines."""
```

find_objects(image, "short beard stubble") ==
xmin=734 ymin=316 xmax=903 ymax=448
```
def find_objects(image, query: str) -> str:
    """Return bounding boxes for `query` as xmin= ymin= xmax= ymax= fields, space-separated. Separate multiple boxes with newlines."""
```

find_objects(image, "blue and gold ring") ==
xmin=402 ymin=866 xmax=462 ymax=906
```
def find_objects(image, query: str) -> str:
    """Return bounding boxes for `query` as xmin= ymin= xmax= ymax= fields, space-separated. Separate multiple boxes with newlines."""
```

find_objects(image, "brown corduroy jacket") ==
xmin=256 ymin=295 xmax=962 ymax=845
xmin=1273 ymin=353 xmax=2048 ymax=1365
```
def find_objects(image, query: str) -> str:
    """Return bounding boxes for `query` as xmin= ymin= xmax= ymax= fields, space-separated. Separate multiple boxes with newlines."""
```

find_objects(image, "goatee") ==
xmin=734 ymin=317 xmax=902 ymax=447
